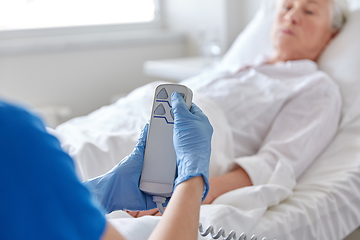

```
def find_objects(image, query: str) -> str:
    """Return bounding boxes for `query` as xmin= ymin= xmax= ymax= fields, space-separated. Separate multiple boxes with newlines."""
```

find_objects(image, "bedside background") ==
xmin=0 ymin=0 xmax=263 ymax=126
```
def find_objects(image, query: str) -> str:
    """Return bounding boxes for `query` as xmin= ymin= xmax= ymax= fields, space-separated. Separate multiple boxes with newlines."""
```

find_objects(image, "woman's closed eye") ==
xmin=283 ymin=4 xmax=292 ymax=11
xmin=304 ymin=8 xmax=316 ymax=15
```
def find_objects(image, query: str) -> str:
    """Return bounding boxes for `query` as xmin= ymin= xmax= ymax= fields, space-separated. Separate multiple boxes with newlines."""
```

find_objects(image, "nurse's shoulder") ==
xmin=0 ymin=100 xmax=46 ymax=135
xmin=0 ymin=99 xmax=63 ymax=168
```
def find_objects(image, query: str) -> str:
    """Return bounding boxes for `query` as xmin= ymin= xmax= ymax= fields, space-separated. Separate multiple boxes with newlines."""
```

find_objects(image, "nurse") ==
xmin=0 ymin=92 xmax=212 ymax=240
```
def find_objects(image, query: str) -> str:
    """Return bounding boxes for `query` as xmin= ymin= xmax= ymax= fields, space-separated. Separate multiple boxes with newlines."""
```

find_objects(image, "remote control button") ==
xmin=170 ymin=109 xmax=174 ymax=120
xmin=154 ymin=104 xmax=166 ymax=115
xmin=157 ymin=88 xmax=168 ymax=99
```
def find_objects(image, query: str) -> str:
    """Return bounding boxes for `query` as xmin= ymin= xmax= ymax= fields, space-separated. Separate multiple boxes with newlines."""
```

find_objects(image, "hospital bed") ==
xmin=55 ymin=1 xmax=360 ymax=239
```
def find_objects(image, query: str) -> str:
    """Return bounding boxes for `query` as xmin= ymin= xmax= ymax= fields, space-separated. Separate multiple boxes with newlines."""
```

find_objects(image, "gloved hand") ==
xmin=171 ymin=92 xmax=213 ymax=201
xmin=83 ymin=124 xmax=159 ymax=214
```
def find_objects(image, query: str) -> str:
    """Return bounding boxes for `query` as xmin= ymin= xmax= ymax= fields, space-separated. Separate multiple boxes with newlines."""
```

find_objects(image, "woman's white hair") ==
xmin=275 ymin=0 xmax=350 ymax=31
xmin=330 ymin=0 xmax=350 ymax=30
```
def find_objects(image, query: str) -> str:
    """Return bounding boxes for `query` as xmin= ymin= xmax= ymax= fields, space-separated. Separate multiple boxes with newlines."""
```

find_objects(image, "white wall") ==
xmin=350 ymin=0 xmax=360 ymax=9
xmin=0 ymin=0 xmax=262 ymax=125
xmin=0 ymin=40 xmax=185 ymax=121
xmin=165 ymin=0 xmax=263 ymax=56
xmin=164 ymin=0 xmax=227 ymax=56
xmin=226 ymin=0 xmax=263 ymax=49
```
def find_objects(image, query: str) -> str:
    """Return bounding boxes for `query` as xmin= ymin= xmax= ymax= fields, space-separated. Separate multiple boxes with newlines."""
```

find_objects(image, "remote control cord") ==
xmin=153 ymin=196 xmax=166 ymax=215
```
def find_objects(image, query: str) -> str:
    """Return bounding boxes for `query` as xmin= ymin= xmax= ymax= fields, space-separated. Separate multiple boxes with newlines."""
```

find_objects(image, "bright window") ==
xmin=0 ymin=0 xmax=157 ymax=31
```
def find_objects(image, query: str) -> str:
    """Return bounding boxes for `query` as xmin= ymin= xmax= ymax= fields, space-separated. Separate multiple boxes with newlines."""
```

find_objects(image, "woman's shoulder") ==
xmin=291 ymin=69 xmax=342 ymax=109
xmin=307 ymin=69 xmax=341 ymax=93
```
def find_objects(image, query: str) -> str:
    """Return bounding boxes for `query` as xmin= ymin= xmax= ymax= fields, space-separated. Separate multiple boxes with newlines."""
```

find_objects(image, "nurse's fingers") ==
xmin=154 ymin=210 xmax=163 ymax=216
xmin=189 ymin=102 xmax=203 ymax=115
xmin=135 ymin=123 xmax=149 ymax=148
xmin=171 ymin=92 xmax=189 ymax=116
xmin=126 ymin=210 xmax=140 ymax=218
xmin=136 ymin=208 xmax=160 ymax=218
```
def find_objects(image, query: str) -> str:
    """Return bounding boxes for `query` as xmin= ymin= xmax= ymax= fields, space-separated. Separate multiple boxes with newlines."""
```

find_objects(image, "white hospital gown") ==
xmin=183 ymin=59 xmax=342 ymax=186
xmin=55 ymin=59 xmax=342 ymax=187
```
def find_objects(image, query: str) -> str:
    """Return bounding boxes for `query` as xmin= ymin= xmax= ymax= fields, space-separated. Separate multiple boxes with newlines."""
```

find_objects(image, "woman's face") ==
xmin=271 ymin=0 xmax=336 ymax=61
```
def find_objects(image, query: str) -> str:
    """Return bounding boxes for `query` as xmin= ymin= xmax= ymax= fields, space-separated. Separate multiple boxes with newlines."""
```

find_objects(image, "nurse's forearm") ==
xmin=148 ymin=176 xmax=204 ymax=240
xmin=204 ymin=167 xmax=252 ymax=204
xmin=101 ymin=222 xmax=126 ymax=240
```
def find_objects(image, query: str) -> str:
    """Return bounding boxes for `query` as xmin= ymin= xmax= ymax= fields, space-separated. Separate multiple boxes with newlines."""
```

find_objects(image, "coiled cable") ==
xmin=199 ymin=223 xmax=268 ymax=240
xmin=155 ymin=201 xmax=273 ymax=240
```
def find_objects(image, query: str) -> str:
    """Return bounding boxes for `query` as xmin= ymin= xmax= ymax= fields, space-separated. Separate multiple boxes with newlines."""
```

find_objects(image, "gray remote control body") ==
xmin=139 ymin=84 xmax=193 ymax=197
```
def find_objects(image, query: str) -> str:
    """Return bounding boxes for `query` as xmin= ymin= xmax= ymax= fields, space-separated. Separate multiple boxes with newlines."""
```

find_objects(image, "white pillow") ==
xmin=217 ymin=1 xmax=360 ymax=128
xmin=216 ymin=1 xmax=275 ymax=73
xmin=318 ymin=8 xmax=360 ymax=128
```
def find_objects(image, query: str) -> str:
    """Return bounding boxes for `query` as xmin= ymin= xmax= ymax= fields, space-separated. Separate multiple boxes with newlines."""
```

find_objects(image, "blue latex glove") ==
xmin=83 ymin=124 xmax=159 ymax=214
xmin=171 ymin=92 xmax=213 ymax=201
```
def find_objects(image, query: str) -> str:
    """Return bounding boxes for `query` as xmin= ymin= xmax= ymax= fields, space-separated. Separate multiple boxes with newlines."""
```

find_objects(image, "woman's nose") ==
xmin=284 ymin=8 xmax=301 ymax=25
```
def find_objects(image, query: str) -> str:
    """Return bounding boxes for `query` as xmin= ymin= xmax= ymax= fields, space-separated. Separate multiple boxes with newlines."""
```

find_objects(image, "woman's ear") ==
xmin=331 ymin=30 xmax=339 ymax=39
xmin=325 ymin=29 xmax=339 ymax=47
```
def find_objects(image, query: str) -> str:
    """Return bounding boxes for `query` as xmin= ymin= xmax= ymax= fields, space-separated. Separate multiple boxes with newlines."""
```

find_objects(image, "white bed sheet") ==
xmin=251 ymin=115 xmax=360 ymax=239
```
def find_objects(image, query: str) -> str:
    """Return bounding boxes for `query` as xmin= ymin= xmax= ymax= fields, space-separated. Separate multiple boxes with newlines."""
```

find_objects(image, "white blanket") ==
xmin=55 ymin=81 xmax=296 ymax=240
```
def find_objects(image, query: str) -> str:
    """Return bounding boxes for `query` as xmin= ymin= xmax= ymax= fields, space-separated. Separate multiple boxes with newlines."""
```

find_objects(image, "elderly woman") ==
xmin=128 ymin=0 xmax=350 ymax=217
xmin=198 ymin=0 xmax=350 ymax=204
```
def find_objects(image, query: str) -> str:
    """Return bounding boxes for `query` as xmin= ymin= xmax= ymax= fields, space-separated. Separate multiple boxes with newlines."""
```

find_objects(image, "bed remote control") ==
xmin=139 ymin=84 xmax=193 ymax=197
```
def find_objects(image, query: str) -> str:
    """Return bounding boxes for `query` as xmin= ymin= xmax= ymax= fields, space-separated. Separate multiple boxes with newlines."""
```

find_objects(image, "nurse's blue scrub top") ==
xmin=0 ymin=100 xmax=106 ymax=240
